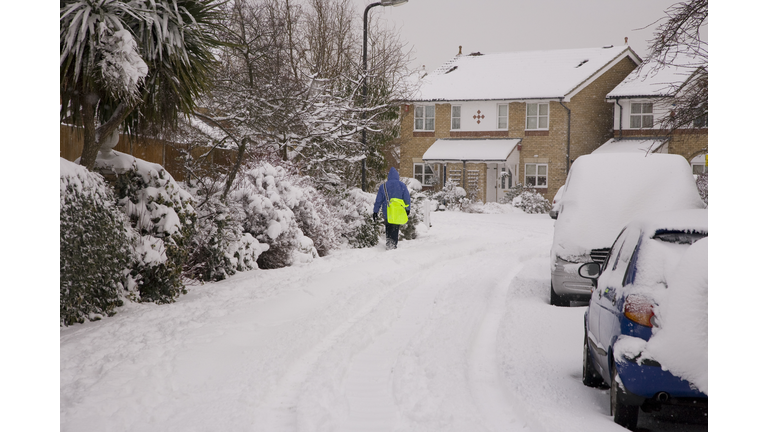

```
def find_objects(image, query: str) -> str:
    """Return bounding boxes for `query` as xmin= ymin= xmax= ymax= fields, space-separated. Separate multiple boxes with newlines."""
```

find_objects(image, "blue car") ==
xmin=579 ymin=209 xmax=708 ymax=430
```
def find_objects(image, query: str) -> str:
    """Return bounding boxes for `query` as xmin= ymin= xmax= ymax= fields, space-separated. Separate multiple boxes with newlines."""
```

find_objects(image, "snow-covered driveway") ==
xmin=60 ymin=210 xmax=706 ymax=432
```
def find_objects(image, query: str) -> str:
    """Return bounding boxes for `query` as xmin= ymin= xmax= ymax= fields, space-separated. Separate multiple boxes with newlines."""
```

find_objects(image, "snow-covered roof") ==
xmin=412 ymin=46 xmax=639 ymax=102
xmin=592 ymin=138 xmax=667 ymax=155
xmin=421 ymin=139 xmax=521 ymax=163
xmin=607 ymin=53 xmax=705 ymax=99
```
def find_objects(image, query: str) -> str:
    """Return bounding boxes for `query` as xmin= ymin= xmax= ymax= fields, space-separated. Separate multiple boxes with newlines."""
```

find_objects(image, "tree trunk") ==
xmin=79 ymin=93 xmax=99 ymax=171
xmin=222 ymin=137 xmax=248 ymax=200
xmin=79 ymin=99 xmax=134 ymax=171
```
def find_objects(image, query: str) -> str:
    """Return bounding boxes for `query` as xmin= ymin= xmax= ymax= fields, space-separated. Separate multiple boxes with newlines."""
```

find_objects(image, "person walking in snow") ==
xmin=373 ymin=167 xmax=411 ymax=250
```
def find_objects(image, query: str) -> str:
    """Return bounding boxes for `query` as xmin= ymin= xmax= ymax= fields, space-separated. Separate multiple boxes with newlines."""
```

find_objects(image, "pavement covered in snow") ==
xmin=60 ymin=210 xmax=707 ymax=432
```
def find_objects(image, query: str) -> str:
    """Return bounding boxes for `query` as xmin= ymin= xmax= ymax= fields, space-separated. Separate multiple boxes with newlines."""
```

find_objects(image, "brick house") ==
xmin=600 ymin=58 xmax=708 ymax=174
xmin=398 ymin=45 xmax=641 ymax=203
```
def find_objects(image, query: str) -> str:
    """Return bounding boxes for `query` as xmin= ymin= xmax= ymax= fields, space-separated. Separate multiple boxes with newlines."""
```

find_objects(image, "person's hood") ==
xmin=387 ymin=167 xmax=400 ymax=181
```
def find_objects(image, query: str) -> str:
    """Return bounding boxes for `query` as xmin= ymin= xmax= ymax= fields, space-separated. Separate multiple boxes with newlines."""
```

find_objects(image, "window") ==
xmin=525 ymin=163 xmax=547 ymax=187
xmin=526 ymin=103 xmax=549 ymax=130
xmin=414 ymin=105 xmax=435 ymax=131
xmin=414 ymin=163 xmax=435 ymax=185
xmin=451 ymin=105 xmax=461 ymax=129
xmin=497 ymin=104 xmax=508 ymax=129
xmin=629 ymin=102 xmax=654 ymax=128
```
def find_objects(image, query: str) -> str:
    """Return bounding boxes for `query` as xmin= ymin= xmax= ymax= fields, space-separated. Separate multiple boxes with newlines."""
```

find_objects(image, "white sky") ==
xmin=353 ymin=0 xmax=703 ymax=73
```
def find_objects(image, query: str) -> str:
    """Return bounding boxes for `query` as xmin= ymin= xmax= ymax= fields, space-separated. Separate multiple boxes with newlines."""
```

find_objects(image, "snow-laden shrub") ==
xmin=231 ymin=162 xmax=318 ymax=269
xmin=499 ymin=183 xmax=552 ymax=214
xmin=282 ymin=175 xmax=342 ymax=257
xmin=182 ymin=179 xmax=268 ymax=281
xmin=60 ymin=159 xmax=134 ymax=326
xmin=695 ymin=172 xmax=708 ymax=207
xmin=513 ymin=191 xmax=552 ymax=214
xmin=97 ymin=152 xmax=195 ymax=303
xmin=431 ymin=179 xmax=467 ymax=211
xmin=399 ymin=177 xmax=426 ymax=240
xmin=329 ymin=188 xmax=379 ymax=248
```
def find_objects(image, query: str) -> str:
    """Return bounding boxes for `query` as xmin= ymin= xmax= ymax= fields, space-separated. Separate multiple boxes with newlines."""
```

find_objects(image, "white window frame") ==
xmin=414 ymin=104 xmax=435 ymax=131
xmin=524 ymin=163 xmax=548 ymax=188
xmin=451 ymin=105 xmax=461 ymax=130
xmin=526 ymin=102 xmax=549 ymax=130
xmin=497 ymin=103 xmax=508 ymax=130
xmin=414 ymin=163 xmax=435 ymax=186
xmin=629 ymin=102 xmax=654 ymax=129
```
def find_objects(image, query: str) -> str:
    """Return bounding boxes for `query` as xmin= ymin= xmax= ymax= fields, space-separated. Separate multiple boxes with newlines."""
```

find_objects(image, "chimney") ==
xmin=458 ymin=45 xmax=462 ymax=55
xmin=625 ymin=36 xmax=628 ymax=44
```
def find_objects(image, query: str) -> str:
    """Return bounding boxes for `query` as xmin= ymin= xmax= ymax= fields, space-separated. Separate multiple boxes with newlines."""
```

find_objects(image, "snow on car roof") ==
xmin=592 ymin=138 xmax=667 ymax=155
xmin=413 ymin=46 xmax=638 ymax=102
xmin=552 ymin=153 xmax=705 ymax=260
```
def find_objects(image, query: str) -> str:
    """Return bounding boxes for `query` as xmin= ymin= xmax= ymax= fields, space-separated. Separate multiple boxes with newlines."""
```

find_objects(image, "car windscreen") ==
xmin=651 ymin=229 xmax=708 ymax=245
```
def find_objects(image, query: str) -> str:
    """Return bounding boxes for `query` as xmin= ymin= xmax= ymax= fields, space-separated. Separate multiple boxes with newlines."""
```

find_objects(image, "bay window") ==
xmin=414 ymin=163 xmax=435 ymax=186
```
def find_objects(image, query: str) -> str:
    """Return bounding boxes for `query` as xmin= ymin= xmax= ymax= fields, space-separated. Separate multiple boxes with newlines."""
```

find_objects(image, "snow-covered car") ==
xmin=549 ymin=153 xmax=705 ymax=306
xmin=579 ymin=209 xmax=708 ymax=430
xmin=548 ymin=186 xmax=564 ymax=219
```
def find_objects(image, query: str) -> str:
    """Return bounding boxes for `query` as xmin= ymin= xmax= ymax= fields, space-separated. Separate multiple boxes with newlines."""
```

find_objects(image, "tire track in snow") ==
xmin=336 ymin=272 xmax=443 ymax=432
xmin=251 ymin=243 xmax=464 ymax=432
xmin=466 ymin=262 xmax=530 ymax=432
xmin=465 ymin=231 xmax=551 ymax=432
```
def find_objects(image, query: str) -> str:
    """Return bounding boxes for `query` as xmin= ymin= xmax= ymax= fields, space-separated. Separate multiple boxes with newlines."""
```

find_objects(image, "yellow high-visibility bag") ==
xmin=384 ymin=183 xmax=409 ymax=225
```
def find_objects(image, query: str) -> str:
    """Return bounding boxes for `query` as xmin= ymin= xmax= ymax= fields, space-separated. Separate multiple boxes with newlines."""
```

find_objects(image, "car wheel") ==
xmin=610 ymin=365 xmax=639 ymax=430
xmin=550 ymin=282 xmax=569 ymax=307
xmin=582 ymin=333 xmax=606 ymax=388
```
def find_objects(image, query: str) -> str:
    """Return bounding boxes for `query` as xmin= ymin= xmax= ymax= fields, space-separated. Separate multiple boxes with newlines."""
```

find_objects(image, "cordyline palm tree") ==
xmin=60 ymin=0 xmax=223 ymax=170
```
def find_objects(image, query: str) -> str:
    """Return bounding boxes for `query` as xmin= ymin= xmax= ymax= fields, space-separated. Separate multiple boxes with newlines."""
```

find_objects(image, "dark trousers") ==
xmin=384 ymin=223 xmax=400 ymax=249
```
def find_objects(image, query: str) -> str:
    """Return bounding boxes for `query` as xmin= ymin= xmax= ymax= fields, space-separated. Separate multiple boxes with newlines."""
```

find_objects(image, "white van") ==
xmin=549 ymin=153 xmax=705 ymax=306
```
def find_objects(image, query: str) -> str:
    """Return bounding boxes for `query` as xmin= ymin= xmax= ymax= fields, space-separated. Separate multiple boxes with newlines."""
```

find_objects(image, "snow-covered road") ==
xmin=60 ymin=210 xmax=706 ymax=432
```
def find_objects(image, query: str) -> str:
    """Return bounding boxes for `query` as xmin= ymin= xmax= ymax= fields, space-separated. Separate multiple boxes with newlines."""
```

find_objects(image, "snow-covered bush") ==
xmin=329 ymin=188 xmax=379 ymax=248
xmin=231 ymin=163 xmax=318 ymax=269
xmin=60 ymin=159 xmax=134 ymax=326
xmin=399 ymin=177 xmax=426 ymax=240
xmin=98 ymin=152 xmax=196 ymax=303
xmin=513 ymin=191 xmax=552 ymax=214
xmin=431 ymin=179 xmax=467 ymax=211
xmin=501 ymin=183 xmax=552 ymax=214
xmin=283 ymin=175 xmax=343 ymax=257
xmin=183 ymin=179 xmax=268 ymax=281
xmin=695 ymin=172 xmax=708 ymax=206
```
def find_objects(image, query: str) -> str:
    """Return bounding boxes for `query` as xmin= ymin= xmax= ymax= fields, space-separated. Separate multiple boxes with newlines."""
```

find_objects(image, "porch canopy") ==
xmin=421 ymin=138 xmax=522 ymax=163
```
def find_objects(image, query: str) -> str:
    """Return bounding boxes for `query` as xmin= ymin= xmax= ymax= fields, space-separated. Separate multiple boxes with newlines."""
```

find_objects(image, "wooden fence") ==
xmin=60 ymin=125 xmax=236 ymax=181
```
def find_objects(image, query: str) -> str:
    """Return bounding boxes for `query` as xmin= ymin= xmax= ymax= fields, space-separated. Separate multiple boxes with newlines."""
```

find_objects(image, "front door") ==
xmin=486 ymin=164 xmax=498 ymax=202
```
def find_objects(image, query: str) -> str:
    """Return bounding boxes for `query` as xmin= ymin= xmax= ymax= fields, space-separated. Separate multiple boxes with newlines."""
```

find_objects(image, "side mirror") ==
xmin=578 ymin=262 xmax=601 ymax=281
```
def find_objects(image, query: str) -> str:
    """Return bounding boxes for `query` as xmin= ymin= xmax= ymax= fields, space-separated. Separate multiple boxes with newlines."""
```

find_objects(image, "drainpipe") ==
xmin=614 ymin=99 xmax=623 ymax=139
xmin=559 ymin=99 xmax=572 ymax=173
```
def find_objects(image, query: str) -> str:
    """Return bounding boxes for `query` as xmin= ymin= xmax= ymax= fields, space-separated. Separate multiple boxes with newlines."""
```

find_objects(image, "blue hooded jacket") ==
xmin=374 ymin=167 xmax=411 ymax=222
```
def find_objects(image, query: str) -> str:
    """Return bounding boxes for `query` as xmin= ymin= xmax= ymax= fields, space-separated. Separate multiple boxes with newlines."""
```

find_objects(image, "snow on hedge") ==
xmin=60 ymin=158 xmax=135 ymax=325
